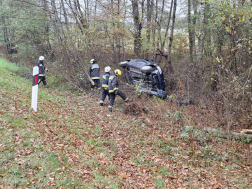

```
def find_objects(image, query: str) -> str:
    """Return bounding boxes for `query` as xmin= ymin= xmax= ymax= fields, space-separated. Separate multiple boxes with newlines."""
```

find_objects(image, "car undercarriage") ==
xmin=119 ymin=59 xmax=168 ymax=99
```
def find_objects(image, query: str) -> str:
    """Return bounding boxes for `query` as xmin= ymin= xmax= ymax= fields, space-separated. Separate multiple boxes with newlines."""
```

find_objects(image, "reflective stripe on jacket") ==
xmin=108 ymin=74 xmax=119 ymax=93
xmin=102 ymin=72 xmax=110 ymax=89
xmin=89 ymin=63 xmax=100 ymax=79
xmin=36 ymin=60 xmax=46 ymax=76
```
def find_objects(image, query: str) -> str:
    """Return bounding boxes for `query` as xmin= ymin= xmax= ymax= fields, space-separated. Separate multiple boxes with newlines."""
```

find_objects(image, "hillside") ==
xmin=0 ymin=58 xmax=251 ymax=188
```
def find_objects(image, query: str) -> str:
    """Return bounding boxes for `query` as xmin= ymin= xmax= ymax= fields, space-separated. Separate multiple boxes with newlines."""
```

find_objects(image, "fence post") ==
xmin=31 ymin=66 xmax=39 ymax=112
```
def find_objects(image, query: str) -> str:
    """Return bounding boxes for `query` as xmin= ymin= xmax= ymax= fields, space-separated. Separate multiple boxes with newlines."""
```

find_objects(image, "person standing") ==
xmin=36 ymin=56 xmax=48 ymax=86
xmin=99 ymin=66 xmax=112 ymax=106
xmin=89 ymin=59 xmax=100 ymax=90
xmin=108 ymin=69 xmax=132 ymax=112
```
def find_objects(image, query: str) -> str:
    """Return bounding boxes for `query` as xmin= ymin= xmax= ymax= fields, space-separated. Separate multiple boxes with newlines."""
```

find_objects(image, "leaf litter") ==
xmin=0 ymin=64 xmax=251 ymax=188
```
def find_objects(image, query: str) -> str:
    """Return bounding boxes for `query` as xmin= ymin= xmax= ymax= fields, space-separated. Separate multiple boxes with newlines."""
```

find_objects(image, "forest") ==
xmin=0 ymin=0 xmax=252 ymax=188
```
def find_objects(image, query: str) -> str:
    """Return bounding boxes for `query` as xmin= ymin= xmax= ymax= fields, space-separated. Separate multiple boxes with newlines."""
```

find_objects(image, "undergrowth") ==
xmin=0 ymin=57 xmax=251 ymax=188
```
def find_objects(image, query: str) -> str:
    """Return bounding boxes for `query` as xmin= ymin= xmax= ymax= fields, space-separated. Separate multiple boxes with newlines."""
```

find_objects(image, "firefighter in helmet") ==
xmin=36 ymin=56 xmax=48 ymax=86
xmin=89 ymin=59 xmax=100 ymax=90
xmin=108 ymin=69 xmax=132 ymax=112
xmin=99 ymin=66 xmax=112 ymax=106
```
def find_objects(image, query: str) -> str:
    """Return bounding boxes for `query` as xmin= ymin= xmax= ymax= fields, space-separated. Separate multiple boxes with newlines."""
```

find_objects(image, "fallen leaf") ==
xmin=168 ymin=175 xmax=178 ymax=179
xmin=119 ymin=172 xmax=127 ymax=178
xmin=182 ymin=165 xmax=188 ymax=169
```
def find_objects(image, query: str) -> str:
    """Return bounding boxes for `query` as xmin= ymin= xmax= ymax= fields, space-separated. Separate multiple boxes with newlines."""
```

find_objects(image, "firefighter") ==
xmin=36 ymin=56 xmax=48 ymax=86
xmin=99 ymin=66 xmax=112 ymax=106
xmin=89 ymin=59 xmax=100 ymax=90
xmin=108 ymin=69 xmax=132 ymax=112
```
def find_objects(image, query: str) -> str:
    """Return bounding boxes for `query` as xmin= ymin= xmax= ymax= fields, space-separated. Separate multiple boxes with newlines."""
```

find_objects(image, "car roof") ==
xmin=127 ymin=59 xmax=155 ymax=69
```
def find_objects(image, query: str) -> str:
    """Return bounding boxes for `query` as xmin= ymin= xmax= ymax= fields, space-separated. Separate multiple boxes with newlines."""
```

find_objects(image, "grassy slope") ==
xmin=0 ymin=57 xmax=251 ymax=188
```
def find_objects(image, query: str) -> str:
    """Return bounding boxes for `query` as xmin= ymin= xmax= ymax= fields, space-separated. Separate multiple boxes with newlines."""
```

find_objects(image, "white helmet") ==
xmin=105 ymin=66 xmax=111 ymax=72
xmin=39 ymin=56 xmax=45 ymax=61
xmin=90 ymin=59 xmax=97 ymax=64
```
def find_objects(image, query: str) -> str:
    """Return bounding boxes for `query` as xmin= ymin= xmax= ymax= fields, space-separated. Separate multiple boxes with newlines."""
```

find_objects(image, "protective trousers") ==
xmin=38 ymin=76 xmax=47 ymax=86
xmin=108 ymin=89 xmax=128 ymax=112
xmin=100 ymin=89 xmax=109 ymax=105
xmin=91 ymin=79 xmax=100 ymax=89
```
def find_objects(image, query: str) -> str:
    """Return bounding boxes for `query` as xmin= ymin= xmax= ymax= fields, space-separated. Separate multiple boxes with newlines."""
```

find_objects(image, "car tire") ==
xmin=125 ymin=69 xmax=133 ymax=84
xmin=141 ymin=66 xmax=155 ymax=73
xmin=119 ymin=61 xmax=128 ymax=68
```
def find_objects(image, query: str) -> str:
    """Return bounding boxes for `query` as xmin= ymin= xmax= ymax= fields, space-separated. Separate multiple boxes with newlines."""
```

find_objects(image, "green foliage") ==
xmin=155 ymin=176 xmax=164 ymax=189
xmin=0 ymin=0 xmax=52 ymax=62
xmin=173 ymin=110 xmax=183 ymax=121
xmin=0 ymin=57 xmax=19 ymax=72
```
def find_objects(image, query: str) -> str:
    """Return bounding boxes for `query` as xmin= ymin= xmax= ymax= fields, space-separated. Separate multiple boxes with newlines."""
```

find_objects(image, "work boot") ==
xmin=109 ymin=107 xmax=112 ymax=112
xmin=125 ymin=98 xmax=133 ymax=103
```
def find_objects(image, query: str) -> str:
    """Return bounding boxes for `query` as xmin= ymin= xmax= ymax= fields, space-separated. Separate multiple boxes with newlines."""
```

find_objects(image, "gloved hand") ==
xmin=114 ymin=87 xmax=119 ymax=94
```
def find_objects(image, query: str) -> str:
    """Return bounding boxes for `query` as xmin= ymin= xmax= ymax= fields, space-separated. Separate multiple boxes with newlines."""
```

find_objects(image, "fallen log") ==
xmin=203 ymin=127 xmax=252 ymax=142
xmin=178 ymin=99 xmax=195 ymax=106
xmin=241 ymin=129 xmax=252 ymax=134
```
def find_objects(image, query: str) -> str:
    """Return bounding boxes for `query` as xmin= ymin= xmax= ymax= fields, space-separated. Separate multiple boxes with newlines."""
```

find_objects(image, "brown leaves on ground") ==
xmin=124 ymin=102 xmax=148 ymax=115
xmin=0 ymin=70 xmax=252 ymax=188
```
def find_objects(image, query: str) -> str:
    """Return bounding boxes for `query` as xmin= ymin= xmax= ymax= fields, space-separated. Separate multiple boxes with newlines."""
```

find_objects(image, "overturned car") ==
xmin=119 ymin=59 xmax=168 ymax=99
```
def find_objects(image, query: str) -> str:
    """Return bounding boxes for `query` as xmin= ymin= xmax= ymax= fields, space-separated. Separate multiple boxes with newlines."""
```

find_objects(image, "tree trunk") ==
xmin=132 ymin=0 xmax=142 ymax=57
xmin=203 ymin=127 xmax=252 ymax=141
xmin=203 ymin=1 xmax=211 ymax=57
xmin=196 ymin=2 xmax=204 ymax=67
xmin=188 ymin=0 xmax=193 ymax=63
xmin=167 ymin=0 xmax=176 ymax=75
xmin=157 ymin=0 xmax=165 ymax=52
xmin=146 ymin=0 xmax=153 ymax=59
xmin=75 ymin=0 xmax=88 ymax=29
xmin=66 ymin=0 xmax=83 ymax=33
xmin=1 ymin=0 xmax=16 ymax=55
xmin=42 ymin=0 xmax=54 ymax=59
xmin=152 ymin=0 xmax=158 ymax=50
xmin=161 ymin=0 xmax=173 ymax=51
xmin=192 ymin=0 xmax=197 ymax=58
xmin=61 ymin=0 xmax=69 ymax=31
xmin=165 ymin=0 xmax=177 ymax=92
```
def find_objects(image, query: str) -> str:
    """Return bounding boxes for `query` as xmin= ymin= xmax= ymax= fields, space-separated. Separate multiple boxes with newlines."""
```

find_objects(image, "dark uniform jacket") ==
xmin=89 ymin=63 xmax=100 ymax=79
xmin=36 ymin=60 xmax=47 ymax=76
xmin=108 ymin=73 xmax=119 ymax=93
xmin=102 ymin=72 xmax=110 ymax=90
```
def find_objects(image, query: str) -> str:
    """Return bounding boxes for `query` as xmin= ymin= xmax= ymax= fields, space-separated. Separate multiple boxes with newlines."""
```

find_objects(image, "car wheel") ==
xmin=119 ymin=61 xmax=128 ymax=68
xmin=125 ymin=69 xmax=133 ymax=84
xmin=141 ymin=66 xmax=155 ymax=73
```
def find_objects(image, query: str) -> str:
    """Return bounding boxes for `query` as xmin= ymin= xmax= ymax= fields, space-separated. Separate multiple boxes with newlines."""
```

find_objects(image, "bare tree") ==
xmin=196 ymin=1 xmax=204 ymax=68
xmin=161 ymin=0 xmax=173 ymax=51
xmin=132 ymin=0 xmax=142 ymax=57
xmin=146 ymin=0 xmax=153 ymax=59
xmin=167 ymin=0 xmax=176 ymax=76
xmin=187 ymin=0 xmax=194 ymax=63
